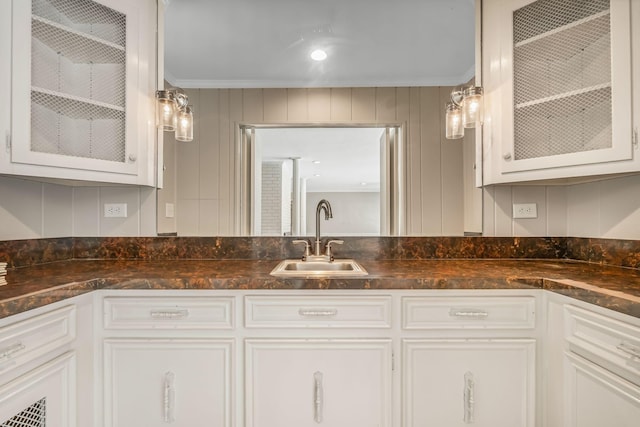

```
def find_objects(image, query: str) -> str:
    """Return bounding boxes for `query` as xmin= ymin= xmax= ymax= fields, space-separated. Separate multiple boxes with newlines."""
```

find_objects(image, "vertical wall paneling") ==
xmin=263 ymin=89 xmax=288 ymax=122
xmin=200 ymin=90 xmax=221 ymax=200
xmin=43 ymin=183 xmax=73 ymax=237
xmin=287 ymin=89 xmax=308 ymax=122
xmin=72 ymin=187 xmax=100 ymax=237
xmin=493 ymin=186 xmax=513 ymax=236
xmin=0 ymin=176 xmax=43 ymax=239
xmin=482 ymin=186 xmax=496 ymax=236
xmin=419 ymin=87 xmax=443 ymax=235
xmin=217 ymin=89 xmax=232 ymax=235
xmin=546 ymin=186 xmax=567 ymax=236
xmin=226 ymin=90 xmax=243 ymax=234
xmin=243 ymin=89 xmax=264 ymax=124
xmin=307 ymin=89 xmax=331 ymax=122
xmin=351 ymin=88 xmax=376 ymax=122
xmin=598 ymin=176 xmax=640 ymax=238
xmin=330 ymin=88 xmax=352 ymax=122
xmin=407 ymin=87 xmax=422 ymax=234
xmin=156 ymin=131 xmax=177 ymax=234
xmin=439 ymin=87 xmax=464 ymax=235
xmin=375 ymin=88 xmax=397 ymax=123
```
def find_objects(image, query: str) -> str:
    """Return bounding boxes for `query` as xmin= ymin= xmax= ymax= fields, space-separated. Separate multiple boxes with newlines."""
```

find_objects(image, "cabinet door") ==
xmin=0 ymin=352 xmax=75 ymax=427
xmin=245 ymin=339 xmax=392 ymax=427
xmin=103 ymin=339 xmax=233 ymax=427
xmin=564 ymin=352 xmax=640 ymax=427
xmin=7 ymin=0 xmax=155 ymax=185
xmin=403 ymin=339 xmax=535 ymax=427
xmin=482 ymin=0 xmax=635 ymax=183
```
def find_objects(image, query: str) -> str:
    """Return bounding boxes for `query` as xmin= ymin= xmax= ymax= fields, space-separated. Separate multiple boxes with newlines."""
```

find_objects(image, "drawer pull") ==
xmin=0 ymin=342 xmax=26 ymax=362
xmin=150 ymin=309 xmax=189 ymax=319
xmin=617 ymin=342 xmax=640 ymax=360
xmin=163 ymin=371 xmax=175 ymax=423
xmin=314 ymin=371 xmax=323 ymax=423
xmin=449 ymin=309 xmax=489 ymax=319
xmin=298 ymin=308 xmax=338 ymax=317
xmin=463 ymin=371 xmax=475 ymax=423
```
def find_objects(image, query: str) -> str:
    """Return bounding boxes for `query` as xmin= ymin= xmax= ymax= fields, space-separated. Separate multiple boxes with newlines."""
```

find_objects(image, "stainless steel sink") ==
xmin=270 ymin=259 xmax=368 ymax=277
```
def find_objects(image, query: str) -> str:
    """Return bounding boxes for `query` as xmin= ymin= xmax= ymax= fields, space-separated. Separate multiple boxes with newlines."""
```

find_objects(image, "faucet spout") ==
xmin=314 ymin=199 xmax=333 ymax=257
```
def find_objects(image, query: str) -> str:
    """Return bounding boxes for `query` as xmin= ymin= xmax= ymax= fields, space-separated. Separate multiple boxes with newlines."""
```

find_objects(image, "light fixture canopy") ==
xmin=310 ymin=49 xmax=328 ymax=61
xmin=155 ymin=88 xmax=194 ymax=142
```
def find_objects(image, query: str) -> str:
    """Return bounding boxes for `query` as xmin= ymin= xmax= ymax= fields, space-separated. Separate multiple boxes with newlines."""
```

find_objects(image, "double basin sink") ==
xmin=270 ymin=259 xmax=368 ymax=277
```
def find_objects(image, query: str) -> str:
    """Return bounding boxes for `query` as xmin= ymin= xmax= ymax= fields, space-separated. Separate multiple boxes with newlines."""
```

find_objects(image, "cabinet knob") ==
xmin=503 ymin=152 xmax=512 ymax=161
xmin=128 ymin=154 xmax=137 ymax=163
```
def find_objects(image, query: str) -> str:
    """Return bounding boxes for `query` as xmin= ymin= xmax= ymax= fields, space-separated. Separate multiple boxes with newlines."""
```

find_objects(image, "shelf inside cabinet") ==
xmin=515 ymin=83 xmax=611 ymax=109
xmin=32 ymin=87 xmax=124 ymax=119
xmin=32 ymin=15 xmax=125 ymax=64
xmin=515 ymin=10 xmax=610 ymax=51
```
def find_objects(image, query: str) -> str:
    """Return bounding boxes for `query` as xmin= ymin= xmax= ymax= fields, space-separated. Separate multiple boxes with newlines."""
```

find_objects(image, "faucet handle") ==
xmin=325 ymin=240 xmax=344 ymax=261
xmin=292 ymin=239 xmax=312 ymax=260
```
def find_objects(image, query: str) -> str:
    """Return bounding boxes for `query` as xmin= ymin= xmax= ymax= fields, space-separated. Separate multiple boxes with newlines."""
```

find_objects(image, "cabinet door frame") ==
xmin=245 ymin=338 xmax=393 ymax=427
xmin=402 ymin=338 xmax=536 ymax=427
xmin=483 ymin=0 xmax=635 ymax=183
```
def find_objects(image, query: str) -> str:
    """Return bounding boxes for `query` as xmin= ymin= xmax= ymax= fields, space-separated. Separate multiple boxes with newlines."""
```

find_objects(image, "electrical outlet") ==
xmin=104 ymin=203 xmax=127 ymax=218
xmin=513 ymin=203 xmax=537 ymax=219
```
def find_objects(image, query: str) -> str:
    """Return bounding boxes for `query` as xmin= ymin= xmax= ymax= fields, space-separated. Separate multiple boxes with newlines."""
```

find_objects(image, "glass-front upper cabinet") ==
xmin=2 ymin=0 xmax=157 ymax=185
xmin=482 ymin=0 xmax=638 ymax=184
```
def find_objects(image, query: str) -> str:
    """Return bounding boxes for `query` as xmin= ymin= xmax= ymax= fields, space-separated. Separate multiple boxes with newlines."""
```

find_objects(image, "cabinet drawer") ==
xmin=565 ymin=305 xmax=640 ymax=385
xmin=103 ymin=297 xmax=234 ymax=330
xmin=402 ymin=296 xmax=536 ymax=330
xmin=0 ymin=305 xmax=75 ymax=372
xmin=244 ymin=296 xmax=392 ymax=328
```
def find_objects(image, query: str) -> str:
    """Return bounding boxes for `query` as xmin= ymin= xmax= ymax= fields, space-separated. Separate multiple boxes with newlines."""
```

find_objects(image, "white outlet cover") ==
xmin=104 ymin=203 xmax=128 ymax=218
xmin=513 ymin=203 xmax=537 ymax=219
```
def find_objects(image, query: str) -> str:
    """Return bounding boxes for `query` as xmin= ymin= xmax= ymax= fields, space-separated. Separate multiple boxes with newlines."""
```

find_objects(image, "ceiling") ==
xmin=163 ymin=0 xmax=476 ymax=88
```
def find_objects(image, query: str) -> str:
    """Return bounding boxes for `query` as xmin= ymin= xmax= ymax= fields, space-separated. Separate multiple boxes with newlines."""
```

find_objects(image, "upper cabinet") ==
xmin=0 ymin=0 xmax=157 ymax=186
xmin=482 ymin=0 xmax=639 ymax=184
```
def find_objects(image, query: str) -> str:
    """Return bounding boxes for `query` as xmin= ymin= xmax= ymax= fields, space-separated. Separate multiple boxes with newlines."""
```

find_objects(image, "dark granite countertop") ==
xmin=1 ymin=258 xmax=639 ymax=320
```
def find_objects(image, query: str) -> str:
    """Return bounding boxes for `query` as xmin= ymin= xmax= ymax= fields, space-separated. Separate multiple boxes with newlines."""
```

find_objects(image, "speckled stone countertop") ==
xmin=1 ymin=258 xmax=639 ymax=320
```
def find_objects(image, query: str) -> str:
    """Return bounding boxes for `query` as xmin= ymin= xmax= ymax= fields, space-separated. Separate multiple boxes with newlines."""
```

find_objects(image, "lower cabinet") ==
xmin=103 ymin=339 xmax=233 ymax=427
xmin=0 ymin=352 xmax=75 ymax=427
xmin=245 ymin=339 xmax=392 ymax=427
xmin=402 ymin=339 xmax=536 ymax=427
xmin=564 ymin=352 xmax=640 ymax=427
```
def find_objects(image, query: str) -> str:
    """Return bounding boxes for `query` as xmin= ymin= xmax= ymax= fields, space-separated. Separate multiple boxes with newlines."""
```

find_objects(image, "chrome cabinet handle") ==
xmin=163 ymin=371 xmax=175 ymax=423
xmin=314 ymin=371 xmax=323 ymax=423
xmin=150 ymin=309 xmax=189 ymax=319
xmin=299 ymin=308 xmax=338 ymax=317
xmin=0 ymin=342 xmax=25 ymax=362
xmin=449 ymin=309 xmax=489 ymax=319
xmin=617 ymin=342 xmax=640 ymax=360
xmin=463 ymin=371 xmax=475 ymax=423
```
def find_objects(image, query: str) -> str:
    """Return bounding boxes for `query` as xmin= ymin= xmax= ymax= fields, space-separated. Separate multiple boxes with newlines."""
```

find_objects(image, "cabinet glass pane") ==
xmin=512 ymin=0 xmax=613 ymax=161
xmin=29 ymin=0 xmax=126 ymax=162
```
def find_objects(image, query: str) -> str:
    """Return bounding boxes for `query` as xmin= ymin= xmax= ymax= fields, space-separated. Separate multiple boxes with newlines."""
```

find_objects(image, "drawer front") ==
xmin=103 ymin=297 xmax=234 ymax=330
xmin=565 ymin=304 xmax=640 ymax=384
xmin=244 ymin=295 xmax=392 ymax=328
xmin=0 ymin=305 xmax=76 ymax=372
xmin=402 ymin=296 xmax=536 ymax=330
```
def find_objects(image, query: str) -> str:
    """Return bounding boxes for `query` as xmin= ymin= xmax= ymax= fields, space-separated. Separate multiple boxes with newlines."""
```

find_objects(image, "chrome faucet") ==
xmin=292 ymin=199 xmax=343 ymax=261
xmin=315 ymin=199 xmax=333 ymax=256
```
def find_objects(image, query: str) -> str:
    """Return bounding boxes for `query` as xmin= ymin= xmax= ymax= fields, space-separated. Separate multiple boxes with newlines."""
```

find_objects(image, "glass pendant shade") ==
xmin=156 ymin=90 xmax=176 ymax=131
xmin=445 ymin=102 xmax=464 ymax=139
xmin=462 ymin=87 xmax=484 ymax=128
xmin=175 ymin=106 xmax=194 ymax=142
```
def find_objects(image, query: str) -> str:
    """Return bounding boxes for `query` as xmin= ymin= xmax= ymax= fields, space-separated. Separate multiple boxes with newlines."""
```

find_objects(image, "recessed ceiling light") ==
xmin=314 ymin=174 xmax=321 ymax=177
xmin=312 ymin=160 xmax=321 ymax=164
xmin=310 ymin=49 xmax=327 ymax=61
xmin=361 ymin=182 xmax=367 ymax=186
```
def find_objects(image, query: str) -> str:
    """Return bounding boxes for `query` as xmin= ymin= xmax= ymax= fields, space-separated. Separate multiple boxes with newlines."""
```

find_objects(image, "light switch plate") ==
xmin=165 ymin=203 xmax=175 ymax=218
xmin=513 ymin=203 xmax=537 ymax=219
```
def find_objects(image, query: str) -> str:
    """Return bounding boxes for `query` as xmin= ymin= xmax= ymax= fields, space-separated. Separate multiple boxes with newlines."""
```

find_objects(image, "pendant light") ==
xmin=175 ymin=105 xmax=194 ymax=142
xmin=462 ymin=86 xmax=484 ymax=128
xmin=444 ymin=85 xmax=484 ymax=139
xmin=445 ymin=102 xmax=464 ymax=139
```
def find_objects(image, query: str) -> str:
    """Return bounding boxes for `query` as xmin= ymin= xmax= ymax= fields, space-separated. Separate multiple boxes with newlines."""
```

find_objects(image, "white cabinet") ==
xmin=403 ymin=340 xmax=535 ymax=427
xmin=103 ymin=339 xmax=233 ymax=427
xmin=482 ymin=0 xmax=638 ymax=184
xmin=0 ymin=0 xmax=157 ymax=186
xmin=245 ymin=339 xmax=392 ymax=427
xmin=401 ymin=294 xmax=538 ymax=427
xmin=100 ymin=294 xmax=236 ymax=427
xmin=561 ymin=303 xmax=640 ymax=427
xmin=0 ymin=303 xmax=78 ymax=427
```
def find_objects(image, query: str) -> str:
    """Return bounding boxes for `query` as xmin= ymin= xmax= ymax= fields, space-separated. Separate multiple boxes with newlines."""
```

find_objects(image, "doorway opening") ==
xmin=237 ymin=125 xmax=404 ymax=236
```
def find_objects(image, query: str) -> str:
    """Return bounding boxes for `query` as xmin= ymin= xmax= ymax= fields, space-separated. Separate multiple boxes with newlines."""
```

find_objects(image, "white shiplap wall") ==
xmin=162 ymin=87 xmax=475 ymax=236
